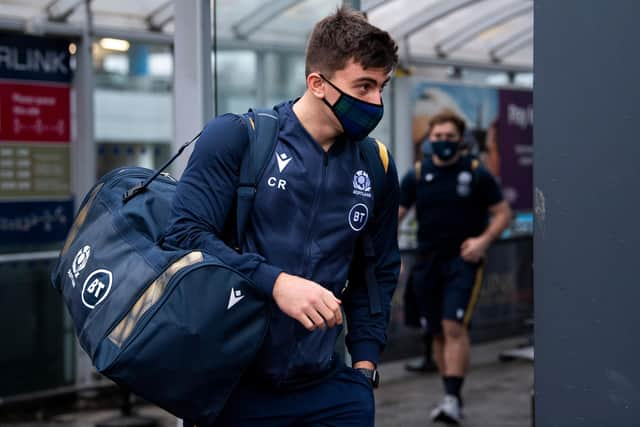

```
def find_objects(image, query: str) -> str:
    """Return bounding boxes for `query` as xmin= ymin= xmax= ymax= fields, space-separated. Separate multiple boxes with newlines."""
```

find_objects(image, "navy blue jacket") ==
xmin=164 ymin=101 xmax=400 ymax=386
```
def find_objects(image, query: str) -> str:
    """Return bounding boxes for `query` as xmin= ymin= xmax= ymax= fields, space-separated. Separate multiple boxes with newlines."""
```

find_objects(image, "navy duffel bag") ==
xmin=50 ymin=109 xmax=279 ymax=425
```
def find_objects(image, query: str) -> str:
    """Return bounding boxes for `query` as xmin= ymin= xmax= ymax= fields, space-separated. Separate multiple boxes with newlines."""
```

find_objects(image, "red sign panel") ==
xmin=0 ymin=82 xmax=70 ymax=143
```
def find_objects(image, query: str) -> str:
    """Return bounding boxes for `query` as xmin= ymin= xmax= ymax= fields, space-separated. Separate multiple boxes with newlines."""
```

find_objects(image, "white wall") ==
xmin=94 ymin=89 xmax=172 ymax=142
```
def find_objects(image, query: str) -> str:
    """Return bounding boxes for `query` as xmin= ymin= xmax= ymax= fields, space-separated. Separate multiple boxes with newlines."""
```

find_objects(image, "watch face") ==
xmin=372 ymin=370 xmax=380 ymax=387
xmin=356 ymin=368 xmax=380 ymax=388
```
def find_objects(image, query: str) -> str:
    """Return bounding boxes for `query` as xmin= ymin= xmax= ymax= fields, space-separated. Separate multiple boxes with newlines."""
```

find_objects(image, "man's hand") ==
xmin=460 ymin=236 xmax=490 ymax=263
xmin=272 ymin=273 xmax=343 ymax=331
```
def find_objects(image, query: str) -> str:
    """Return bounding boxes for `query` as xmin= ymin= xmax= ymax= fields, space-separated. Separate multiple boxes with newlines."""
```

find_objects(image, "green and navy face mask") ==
xmin=320 ymin=74 xmax=384 ymax=141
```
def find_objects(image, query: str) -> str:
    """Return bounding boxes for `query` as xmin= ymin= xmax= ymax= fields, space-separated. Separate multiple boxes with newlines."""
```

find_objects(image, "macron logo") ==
xmin=227 ymin=288 xmax=245 ymax=310
xmin=276 ymin=152 xmax=292 ymax=173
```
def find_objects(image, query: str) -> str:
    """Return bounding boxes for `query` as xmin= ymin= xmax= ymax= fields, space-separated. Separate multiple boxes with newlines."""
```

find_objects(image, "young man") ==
xmin=398 ymin=111 xmax=512 ymax=424
xmin=164 ymin=7 xmax=400 ymax=427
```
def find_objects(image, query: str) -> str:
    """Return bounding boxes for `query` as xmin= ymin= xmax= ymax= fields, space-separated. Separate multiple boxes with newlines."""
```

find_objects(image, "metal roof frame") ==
xmin=489 ymin=24 xmax=533 ymax=62
xmin=46 ymin=0 xmax=85 ymax=22
xmin=390 ymin=0 xmax=484 ymax=40
xmin=435 ymin=1 xmax=533 ymax=57
xmin=409 ymin=53 xmax=532 ymax=73
xmin=0 ymin=0 xmax=533 ymax=72
xmin=231 ymin=0 xmax=304 ymax=40
xmin=0 ymin=14 xmax=173 ymax=44
xmin=145 ymin=1 xmax=173 ymax=31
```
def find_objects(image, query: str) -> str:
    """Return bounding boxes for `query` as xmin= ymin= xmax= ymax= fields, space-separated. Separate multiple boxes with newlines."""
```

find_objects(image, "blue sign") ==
xmin=0 ymin=199 xmax=74 ymax=245
xmin=0 ymin=34 xmax=73 ymax=83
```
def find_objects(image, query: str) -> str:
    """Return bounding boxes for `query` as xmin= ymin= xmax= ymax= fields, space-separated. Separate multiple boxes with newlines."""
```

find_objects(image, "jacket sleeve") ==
xmin=344 ymin=153 xmax=401 ymax=366
xmin=163 ymin=113 xmax=283 ymax=298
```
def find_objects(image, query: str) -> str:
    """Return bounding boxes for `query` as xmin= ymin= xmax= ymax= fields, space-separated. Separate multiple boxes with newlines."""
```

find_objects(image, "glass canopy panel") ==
xmin=0 ymin=0 xmax=532 ymax=68
xmin=369 ymin=0 xmax=533 ymax=69
xmin=259 ymin=0 xmax=342 ymax=44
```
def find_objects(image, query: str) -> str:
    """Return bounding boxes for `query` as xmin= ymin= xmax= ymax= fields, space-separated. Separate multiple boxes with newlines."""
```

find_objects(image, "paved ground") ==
xmin=1 ymin=337 xmax=533 ymax=427
xmin=375 ymin=337 xmax=533 ymax=427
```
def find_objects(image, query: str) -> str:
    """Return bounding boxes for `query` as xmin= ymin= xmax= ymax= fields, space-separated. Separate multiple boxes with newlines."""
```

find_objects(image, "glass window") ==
xmin=215 ymin=50 xmax=257 ymax=114
xmin=93 ymin=41 xmax=173 ymax=178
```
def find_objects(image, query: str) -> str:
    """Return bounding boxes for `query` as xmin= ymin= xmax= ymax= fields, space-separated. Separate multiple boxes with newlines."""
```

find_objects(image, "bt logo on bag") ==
xmin=81 ymin=269 xmax=113 ymax=309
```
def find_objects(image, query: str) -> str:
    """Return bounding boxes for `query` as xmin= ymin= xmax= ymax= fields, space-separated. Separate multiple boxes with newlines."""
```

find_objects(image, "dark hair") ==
xmin=305 ymin=6 xmax=398 ymax=77
xmin=428 ymin=110 xmax=466 ymax=137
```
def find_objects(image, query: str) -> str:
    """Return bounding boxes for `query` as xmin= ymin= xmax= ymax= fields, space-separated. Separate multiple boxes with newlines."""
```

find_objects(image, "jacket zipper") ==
xmin=300 ymin=152 xmax=328 ymax=275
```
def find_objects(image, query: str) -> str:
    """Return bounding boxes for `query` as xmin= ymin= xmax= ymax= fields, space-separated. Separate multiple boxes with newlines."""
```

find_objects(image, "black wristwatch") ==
xmin=356 ymin=368 xmax=380 ymax=388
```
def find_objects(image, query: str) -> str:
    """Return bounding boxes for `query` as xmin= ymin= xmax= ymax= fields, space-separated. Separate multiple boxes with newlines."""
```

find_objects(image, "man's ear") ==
xmin=307 ymin=72 xmax=325 ymax=99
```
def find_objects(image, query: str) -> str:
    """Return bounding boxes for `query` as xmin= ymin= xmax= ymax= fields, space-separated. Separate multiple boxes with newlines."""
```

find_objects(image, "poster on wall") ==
xmin=0 ymin=34 xmax=73 ymax=247
xmin=496 ymin=89 xmax=533 ymax=210
xmin=0 ymin=199 xmax=73 ymax=245
xmin=411 ymin=80 xmax=533 ymax=210
xmin=0 ymin=34 xmax=72 ymax=83
xmin=0 ymin=81 xmax=71 ymax=143
xmin=0 ymin=144 xmax=71 ymax=197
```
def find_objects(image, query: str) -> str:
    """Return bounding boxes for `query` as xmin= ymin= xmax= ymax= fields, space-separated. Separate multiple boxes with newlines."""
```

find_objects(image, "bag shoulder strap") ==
xmin=359 ymin=137 xmax=389 ymax=215
xmin=374 ymin=139 xmax=389 ymax=173
xmin=415 ymin=160 xmax=422 ymax=180
xmin=462 ymin=156 xmax=482 ymax=192
xmin=357 ymin=137 xmax=391 ymax=315
xmin=236 ymin=108 xmax=279 ymax=246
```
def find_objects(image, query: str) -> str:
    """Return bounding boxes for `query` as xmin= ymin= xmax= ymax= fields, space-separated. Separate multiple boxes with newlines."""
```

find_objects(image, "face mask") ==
xmin=320 ymin=74 xmax=384 ymax=141
xmin=431 ymin=140 xmax=459 ymax=161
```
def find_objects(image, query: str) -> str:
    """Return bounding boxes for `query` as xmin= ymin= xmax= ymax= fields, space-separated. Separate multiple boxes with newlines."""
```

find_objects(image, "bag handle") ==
xmin=122 ymin=131 xmax=202 ymax=204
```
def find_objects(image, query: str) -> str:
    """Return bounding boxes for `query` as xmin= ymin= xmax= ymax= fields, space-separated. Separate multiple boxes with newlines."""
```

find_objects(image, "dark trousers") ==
xmin=205 ymin=363 xmax=374 ymax=427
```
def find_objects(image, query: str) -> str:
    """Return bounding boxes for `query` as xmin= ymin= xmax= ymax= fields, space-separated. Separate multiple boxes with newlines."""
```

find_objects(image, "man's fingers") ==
xmin=322 ymin=294 xmax=340 ymax=311
xmin=316 ymin=302 xmax=336 ymax=328
xmin=322 ymin=293 xmax=343 ymax=326
xmin=298 ymin=313 xmax=315 ymax=331
xmin=335 ymin=305 xmax=343 ymax=325
xmin=306 ymin=308 xmax=326 ymax=330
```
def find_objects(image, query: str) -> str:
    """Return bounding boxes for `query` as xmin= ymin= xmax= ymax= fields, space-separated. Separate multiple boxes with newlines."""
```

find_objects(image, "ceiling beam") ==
xmin=45 ymin=0 xmax=85 ymax=22
xmin=409 ymin=53 xmax=532 ymax=73
xmin=231 ymin=0 xmax=303 ymax=40
xmin=146 ymin=1 xmax=174 ymax=31
xmin=390 ymin=0 xmax=484 ymax=40
xmin=435 ymin=1 xmax=532 ymax=56
xmin=489 ymin=25 xmax=533 ymax=62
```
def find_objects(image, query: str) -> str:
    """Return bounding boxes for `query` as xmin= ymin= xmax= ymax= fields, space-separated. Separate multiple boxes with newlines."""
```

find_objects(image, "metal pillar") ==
xmin=535 ymin=0 xmax=640 ymax=425
xmin=73 ymin=0 xmax=97 ymax=387
xmin=172 ymin=0 xmax=213 ymax=178
xmin=256 ymin=51 xmax=267 ymax=107
xmin=391 ymin=75 xmax=413 ymax=177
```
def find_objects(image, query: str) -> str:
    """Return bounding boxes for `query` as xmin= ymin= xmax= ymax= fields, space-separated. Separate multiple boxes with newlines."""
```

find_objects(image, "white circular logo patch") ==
xmin=457 ymin=184 xmax=471 ymax=197
xmin=81 ymin=269 xmax=113 ymax=309
xmin=425 ymin=173 xmax=434 ymax=182
xmin=352 ymin=170 xmax=371 ymax=192
xmin=72 ymin=245 xmax=91 ymax=276
xmin=348 ymin=203 xmax=369 ymax=231
xmin=458 ymin=171 xmax=472 ymax=184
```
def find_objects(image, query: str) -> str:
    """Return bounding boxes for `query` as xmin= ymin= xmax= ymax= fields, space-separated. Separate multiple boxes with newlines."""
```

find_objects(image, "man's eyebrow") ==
xmin=352 ymin=76 xmax=390 ymax=86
